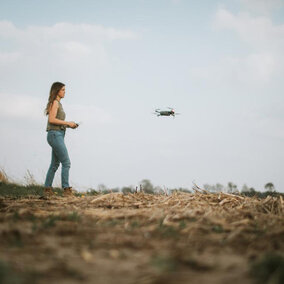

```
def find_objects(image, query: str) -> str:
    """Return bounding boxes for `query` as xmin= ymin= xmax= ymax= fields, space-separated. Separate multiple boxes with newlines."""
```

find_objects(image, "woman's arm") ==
xmin=48 ymin=101 xmax=77 ymax=128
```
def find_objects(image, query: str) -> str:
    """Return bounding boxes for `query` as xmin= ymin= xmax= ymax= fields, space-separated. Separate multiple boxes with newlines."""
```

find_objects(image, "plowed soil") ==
xmin=0 ymin=192 xmax=284 ymax=284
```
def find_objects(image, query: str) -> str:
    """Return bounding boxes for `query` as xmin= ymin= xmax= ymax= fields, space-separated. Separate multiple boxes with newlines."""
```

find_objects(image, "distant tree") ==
xmin=241 ymin=186 xmax=256 ymax=197
xmin=153 ymin=186 xmax=163 ymax=194
xmin=122 ymin=187 xmax=134 ymax=194
xmin=140 ymin=179 xmax=154 ymax=194
xmin=203 ymin=183 xmax=225 ymax=193
xmin=227 ymin=182 xmax=238 ymax=193
xmin=249 ymin=187 xmax=256 ymax=193
xmin=241 ymin=184 xmax=256 ymax=196
xmin=175 ymin=187 xmax=190 ymax=193
xmin=203 ymin=184 xmax=213 ymax=192
xmin=97 ymin=184 xmax=113 ymax=194
xmin=215 ymin=183 xmax=224 ymax=192
xmin=264 ymin=183 xmax=275 ymax=192
xmin=241 ymin=184 xmax=250 ymax=193
xmin=110 ymin=187 xmax=119 ymax=193
xmin=97 ymin=184 xmax=107 ymax=192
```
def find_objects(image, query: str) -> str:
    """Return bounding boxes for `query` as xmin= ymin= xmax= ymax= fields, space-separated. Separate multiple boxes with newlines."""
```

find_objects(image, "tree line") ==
xmin=90 ymin=179 xmax=280 ymax=197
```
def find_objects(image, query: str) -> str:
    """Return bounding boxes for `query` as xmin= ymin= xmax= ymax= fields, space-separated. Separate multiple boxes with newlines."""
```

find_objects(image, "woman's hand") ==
xmin=67 ymin=121 xmax=78 ymax=129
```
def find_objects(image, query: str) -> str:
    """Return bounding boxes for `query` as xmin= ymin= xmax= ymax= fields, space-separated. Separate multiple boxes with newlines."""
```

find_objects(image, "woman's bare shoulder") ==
xmin=51 ymin=100 xmax=59 ymax=107
xmin=49 ymin=100 xmax=59 ymax=114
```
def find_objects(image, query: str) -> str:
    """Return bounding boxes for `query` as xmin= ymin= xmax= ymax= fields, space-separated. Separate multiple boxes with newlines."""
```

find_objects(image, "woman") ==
xmin=44 ymin=82 xmax=78 ymax=197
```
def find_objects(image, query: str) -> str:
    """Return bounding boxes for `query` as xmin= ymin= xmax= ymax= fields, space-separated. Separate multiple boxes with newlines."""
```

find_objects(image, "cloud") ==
xmin=214 ymin=8 xmax=284 ymax=51
xmin=0 ymin=93 xmax=113 ymax=126
xmin=225 ymin=52 xmax=276 ymax=83
xmin=0 ymin=21 xmax=138 ymax=60
xmin=0 ymin=21 xmax=138 ymax=42
xmin=197 ymin=7 xmax=284 ymax=85
xmin=191 ymin=51 xmax=276 ymax=84
xmin=0 ymin=94 xmax=43 ymax=120
xmin=0 ymin=21 xmax=139 ymax=90
xmin=54 ymin=41 xmax=92 ymax=57
xmin=240 ymin=0 xmax=284 ymax=15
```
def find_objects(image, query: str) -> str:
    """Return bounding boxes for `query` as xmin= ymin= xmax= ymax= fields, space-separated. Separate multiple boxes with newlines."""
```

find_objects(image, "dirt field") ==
xmin=0 ymin=191 xmax=284 ymax=284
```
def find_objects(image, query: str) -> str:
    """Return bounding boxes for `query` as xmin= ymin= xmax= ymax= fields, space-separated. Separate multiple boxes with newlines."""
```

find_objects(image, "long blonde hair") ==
xmin=45 ymin=82 xmax=65 ymax=115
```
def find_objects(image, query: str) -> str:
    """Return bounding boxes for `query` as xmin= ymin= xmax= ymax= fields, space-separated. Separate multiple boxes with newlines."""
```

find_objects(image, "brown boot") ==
xmin=44 ymin=187 xmax=55 ymax=198
xmin=63 ymin=187 xmax=75 ymax=197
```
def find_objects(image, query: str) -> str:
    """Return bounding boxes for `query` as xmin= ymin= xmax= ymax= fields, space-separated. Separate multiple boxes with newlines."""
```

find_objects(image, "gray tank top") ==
xmin=46 ymin=101 xmax=66 ymax=131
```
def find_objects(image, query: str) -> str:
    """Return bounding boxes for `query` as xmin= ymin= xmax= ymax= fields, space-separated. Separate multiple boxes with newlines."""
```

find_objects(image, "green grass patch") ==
xmin=156 ymin=220 xmax=179 ymax=239
xmin=0 ymin=181 xmax=63 ymax=198
xmin=65 ymin=211 xmax=81 ymax=222
xmin=32 ymin=212 xmax=81 ymax=232
xmin=179 ymin=220 xmax=186 ymax=229
xmin=150 ymin=255 xmax=177 ymax=272
xmin=0 ymin=260 xmax=22 ymax=284
xmin=86 ymin=189 xmax=99 ymax=195
xmin=40 ymin=215 xmax=60 ymax=229
xmin=212 ymin=225 xmax=224 ymax=233
xmin=130 ymin=220 xmax=140 ymax=228
xmin=250 ymin=253 xmax=284 ymax=284
xmin=0 ymin=259 xmax=41 ymax=284
xmin=7 ymin=230 xmax=23 ymax=248
xmin=101 ymin=219 xmax=125 ymax=227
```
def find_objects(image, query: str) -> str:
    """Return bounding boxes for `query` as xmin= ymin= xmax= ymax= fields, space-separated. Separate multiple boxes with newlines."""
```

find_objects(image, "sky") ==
xmin=0 ymin=0 xmax=284 ymax=192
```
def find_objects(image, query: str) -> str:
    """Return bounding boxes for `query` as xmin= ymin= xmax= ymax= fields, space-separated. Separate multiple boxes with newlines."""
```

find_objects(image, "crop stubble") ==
xmin=0 ymin=191 xmax=283 ymax=284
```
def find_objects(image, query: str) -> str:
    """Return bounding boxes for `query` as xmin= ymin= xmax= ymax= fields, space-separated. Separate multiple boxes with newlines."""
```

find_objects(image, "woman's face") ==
xmin=58 ymin=86 xmax=66 ymax=98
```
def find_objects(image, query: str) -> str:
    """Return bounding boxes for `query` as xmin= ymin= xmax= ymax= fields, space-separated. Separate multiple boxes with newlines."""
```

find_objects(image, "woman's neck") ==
xmin=56 ymin=96 xmax=61 ymax=102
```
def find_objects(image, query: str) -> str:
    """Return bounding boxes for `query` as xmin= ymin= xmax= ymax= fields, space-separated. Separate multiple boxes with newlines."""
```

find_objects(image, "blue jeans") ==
xmin=44 ymin=130 xmax=71 ymax=188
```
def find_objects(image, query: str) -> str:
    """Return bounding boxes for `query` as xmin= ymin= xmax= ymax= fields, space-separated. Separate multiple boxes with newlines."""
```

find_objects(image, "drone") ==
xmin=154 ymin=107 xmax=180 ymax=117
